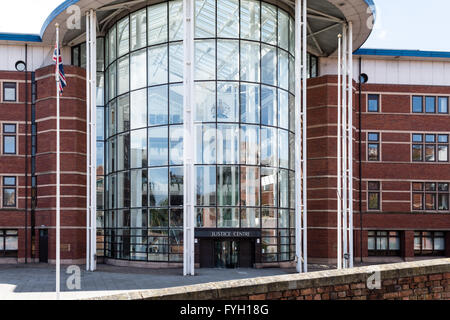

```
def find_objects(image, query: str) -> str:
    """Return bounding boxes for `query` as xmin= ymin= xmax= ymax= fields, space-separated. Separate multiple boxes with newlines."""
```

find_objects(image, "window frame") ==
xmin=367 ymin=181 xmax=381 ymax=211
xmin=368 ymin=231 xmax=401 ymax=256
xmin=2 ymin=176 xmax=17 ymax=208
xmin=2 ymin=123 xmax=17 ymax=155
xmin=367 ymin=94 xmax=380 ymax=113
xmin=2 ymin=82 xmax=17 ymax=102
xmin=412 ymin=182 xmax=450 ymax=213
xmin=367 ymin=132 xmax=380 ymax=162
xmin=414 ymin=231 xmax=446 ymax=256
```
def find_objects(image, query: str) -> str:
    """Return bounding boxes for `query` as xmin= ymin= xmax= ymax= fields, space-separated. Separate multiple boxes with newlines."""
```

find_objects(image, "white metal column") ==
xmin=347 ymin=22 xmax=354 ymax=268
xmin=295 ymin=0 xmax=308 ymax=273
xmin=183 ymin=0 xmax=195 ymax=276
xmin=336 ymin=33 xmax=342 ymax=270
xmin=342 ymin=24 xmax=348 ymax=269
xmin=86 ymin=9 xmax=97 ymax=272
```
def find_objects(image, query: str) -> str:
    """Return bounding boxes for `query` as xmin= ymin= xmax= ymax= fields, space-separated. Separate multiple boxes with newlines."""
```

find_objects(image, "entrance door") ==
xmin=239 ymin=240 xmax=254 ymax=268
xmin=215 ymin=240 xmax=239 ymax=268
xmin=39 ymin=229 xmax=48 ymax=263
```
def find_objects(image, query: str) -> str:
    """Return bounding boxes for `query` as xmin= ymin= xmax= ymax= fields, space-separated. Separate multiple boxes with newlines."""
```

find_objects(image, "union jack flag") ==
xmin=52 ymin=44 xmax=67 ymax=94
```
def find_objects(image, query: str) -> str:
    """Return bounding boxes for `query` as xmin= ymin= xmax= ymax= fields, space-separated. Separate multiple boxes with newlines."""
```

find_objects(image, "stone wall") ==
xmin=90 ymin=259 xmax=450 ymax=300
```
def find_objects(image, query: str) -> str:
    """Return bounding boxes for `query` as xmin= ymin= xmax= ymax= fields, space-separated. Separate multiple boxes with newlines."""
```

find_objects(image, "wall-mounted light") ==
xmin=359 ymin=73 xmax=369 ymax=84
xmin=15 ymin=60 xmax=26 ymax=72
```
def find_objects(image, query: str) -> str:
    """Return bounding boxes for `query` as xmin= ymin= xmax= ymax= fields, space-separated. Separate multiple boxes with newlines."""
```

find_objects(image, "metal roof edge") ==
xmin=355 ymin=48 xmax=450 ymax=59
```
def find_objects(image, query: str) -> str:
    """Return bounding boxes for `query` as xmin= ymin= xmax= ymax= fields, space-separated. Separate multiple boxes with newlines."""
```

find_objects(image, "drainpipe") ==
xmin=25 ymin=44 xmax=29 ymax=264
xmin=359 ymin=57 xmax=363 ymax=263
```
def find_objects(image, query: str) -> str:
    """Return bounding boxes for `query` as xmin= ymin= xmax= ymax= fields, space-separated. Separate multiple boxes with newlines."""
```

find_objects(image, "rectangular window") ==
xmin=414 ymin=231 xmax=446 ymax=256
xmin=2 ymin=177 xmax=17 ymax=207
xmin=412 ymin=182 xmax=450 ymax=212
xmin=438 ymin=97 xmax=448 ymax=114
xmin=412 ymin=96 xmax=423 ymax=113
xmin=425 ymin=96 xmax=436 ymax=113
xmin=368 ymin=94 xmax=379 ymax=112
xmin=367 ymin=133 xmax=380 ymax=161
xmin=412 ymin=133 xmax=448 ymax=162
xmin=3 ymin=124 xmax=17 ymax=155
xmin=0 ymin=230 xmax=18 ymax=257
xmin=368 ymin=181 xmax=380 ymax=210
xmin=368 ymin=231 xmax=400 ymax=256
xmin=3 ymin=82 xmax=17 ymax=102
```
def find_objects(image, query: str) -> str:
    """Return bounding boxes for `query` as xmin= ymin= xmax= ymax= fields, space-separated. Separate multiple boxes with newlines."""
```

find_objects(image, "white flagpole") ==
xmin=55 ymin=23 xmax=61 ymax=300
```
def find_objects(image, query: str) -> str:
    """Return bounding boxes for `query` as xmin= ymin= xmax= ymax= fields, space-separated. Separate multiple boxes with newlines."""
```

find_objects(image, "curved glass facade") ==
xmin=101 ymin=0 xmax=299 ymax=263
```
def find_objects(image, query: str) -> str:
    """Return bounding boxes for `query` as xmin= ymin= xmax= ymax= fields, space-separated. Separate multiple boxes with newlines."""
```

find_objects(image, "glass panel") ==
xmin=3 ymin=136 xmax=15 ymax=154
xmin=3 ymin=124 xmax=16 ymax=133
xmin=368 ymin=144 xmax=379 ymax=161
xmin=368 ymin=192 xmax=379 ymax=210
xmin=261 ymin=85 xmax=276 ymax=126
xmin=261 ymin=45 xmax=277 ymax=85
xmin=217 ymin=124 xmax=239 ymax=164
xmin=412 ymin=182 xmax=423 ymax=191
xmin=240 ymin=83 xmax=260 ymax=124
xmin=434 ymin=237 xmax=445 ymax=250
xmin=289 ymin=17 xmax=295 ymax=55
xmin=117 ymin=94 xmax=129 ymax=134
xmin=279 ymin=129 xmax=289 ymax=169
xmin=368 ymin=133 xmax=379 ymax=141
xmin=195 ymin=0 xmax=216 ymax=38
xmin=169 ymin=167 xmax=183 ymax=206
xmin=377 ymin=236 xmax=387 ymax=250
xmin=170 ymin=125 xmax=184 ymax=165
xmin=108 ymin=62 xmax=116 ymax=99
xmin=438 ymin=145 xmax=448 ymax=162
xmin=438 ymin=134 xmax=448 ymax=143
xmin=169 ymin=43 xmax=184 ymax=83
xmin=261 ymin=126 xmax=277 ymax=166
xmin=196 ymin=166 xmax=216 ymax=206
xmin=118 ymin=55 xmax=129 ymax=95
xmin=148 ymin=168 xmax=168 ymax=207
xmin=130 ymin=170 xmax=147 ymax=208
xmin=148 ymin=2 xmax=168 ymax=45
xmin=262 ymin=209 xmax=276 ymax=228
xmin=261 ymin=168 xmax=277 ymax=207
xmin=217 ymin=0 xmax=239 ymax=38
xmin=131 ymin=9 xmax=147 ymax=50
xmin=130 ymin=89 xmax=147 ymax=130
xmin=148 ymin=85 xmax=168 ymax=126
xmin=278 ymin=9 xmax=289 ymax=50
xmin=196 ymin=208 xmax=216 ymax=227
xmin=413 ymin=193 xmax=423 ymax=210
xmin=438 ymin=97 xmax=448 ymax=113
xmin=170 ymin=209 xmax=183 ymax=227
xmin=195 ymin=82 xmax=216 ymax=122
xmin=130 ymin=49 xmax=147 ymax=90
xmin=278 ymin=90 xmax=288 ymax=130
xmin=149 ymin=208 xmax=168 ymax=227
xmin=217 ymin=208 xmax=239 ymax=228
xmin=2 ymin=189 xmax=15 ymax=207
xmin=425 ymin=193 xmax=436 ymax=210
xmin=109 ymin=25 xmax=117 ymax=62
xmin=425 ymin=96 xmax=436 ymax=113
xmin=438 ymin=194 xmax=449 ymax=210
xmin=278 ymin=51 xmax=289 ymax=90
xmin=116 ymin=172 xmax=130 ymax=208
xmin=425 ymin=134 xmax=435 ymax=143
xmin=240 ymin=166 xmax=260 ymax=206
xmin=240 ymin=125 xmax=259 ymax=165
xmin=217 ymin=82 xmax=239 ymax=122
xmin=169 ymin=0 xmax=184 ymax=41
xmin=195 ymin=40 xmax=216 ymax=80
xmin=368 ymin=181 xmax=380 ymax=190
xmin=412 ymin=145 xmax=423 ymax=161
xmin=439 ymin=183 xmax=449 ymax=191
xmin=368 ymin=237 xmax=375 ymax=250
xmin=240 ymin=0 xmax=260 ymax=40
xmin=116 ymin=133 xmax=130 ymax=171
xmin=169 ymin=84 xmax=184 ymax=124
xmin=240 ymin=41 xmax=260 ymax=82
xmin=279 ymin=169 xmax=289 ymax=208
xmin=217 ymin=40 xmax=239 ymax=81
xmin=261 ymin=3 xmax=277 ymax=45
xmin=368 ymin=95 xmax=379 ymax=112
xmin=412 ymin=96 xmax=422 ymax=113
xmin=130 ymin=129 xmax=147 ymax=168
xmin=241 ymin=208 xmax=260 ymax=228
xmin=196 ymin=124 xmax=216 ymax=164
xmin=217 ymin=166 xmax=239 ymax=206
xmin=148 ymin=44 xmax=168 ymax=86
xmin=425 ymin=145 xmax=435 ymax=162
xmin=117 ymin=18 xmax=130 ymax=58
xmin=148 ymin=126 xmax=168 ymax=166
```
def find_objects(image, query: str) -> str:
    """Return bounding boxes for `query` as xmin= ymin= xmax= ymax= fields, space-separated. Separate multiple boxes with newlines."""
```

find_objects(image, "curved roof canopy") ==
xmin=2 ymin=0 xmax=376 ymax=57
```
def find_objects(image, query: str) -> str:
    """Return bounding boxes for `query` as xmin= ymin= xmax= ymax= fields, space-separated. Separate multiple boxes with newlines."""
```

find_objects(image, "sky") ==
xmin=0 ymin=0 xmax=448 ymax=52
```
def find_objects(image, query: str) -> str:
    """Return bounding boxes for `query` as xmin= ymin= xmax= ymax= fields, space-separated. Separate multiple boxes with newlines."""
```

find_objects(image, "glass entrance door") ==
xmin=215 ymin=240 xmax=239 ymax=268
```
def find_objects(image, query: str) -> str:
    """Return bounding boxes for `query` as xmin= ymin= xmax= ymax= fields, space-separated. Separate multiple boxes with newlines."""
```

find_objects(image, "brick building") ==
xmin=0 ymin=0 xmax=448 ymax=270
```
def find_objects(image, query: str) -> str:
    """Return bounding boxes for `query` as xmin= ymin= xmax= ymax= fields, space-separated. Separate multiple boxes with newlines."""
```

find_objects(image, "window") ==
xmin=367 ymin=133 xmax=380 ymax=161
xmin=438 ymin=97 xmax=448 ymax=114
xmin=414 ymin=231 xmax=446 ymax=256
xmin=368 ymin=94 xmax=379 ymax=112
xmin=0 ymin=230 xmax=18 ymax=257
xmin=3 ymin=83 xmax=17 ymax=102
xmin=2 ymin=177 xmax=17 ymax=207
xmin=368 ymin=231 xmax=400 ymax=256
xmin=412 ymin=182 xmax=449 ymax=212
xmin=412 ymin=133 xmax=448 ymax=162
xmin=3 ymin=124 xmax=17 ymax=155
xmin=368 ymin=181 xmax=380 ymax=210
xmin=413 ymin=95 xmax=449 ymax=114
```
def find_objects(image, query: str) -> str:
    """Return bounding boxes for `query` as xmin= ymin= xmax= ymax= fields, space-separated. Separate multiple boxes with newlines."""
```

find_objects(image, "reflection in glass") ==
xmin=169 ymin=167 xmax=183 ymax=206
xmin=217 ymin=0 xmax=239 ymax=38
xmin=240 ymin=83 xmax=260 ymax=124
xmin=240 ymin=41 xmax=260 ymax=82
xmin=217 ymin=208 xmax=239 ymax=227
xmin=149 ymin=167 xmax=169 ymax=206
xmin=130 ymin=129 xmax=147 ymax=168
xmin=148 ymin=126 xmax=168 ymax=166
xmin=195 ymin=0 xmax=216 ymax=38
xmin=148 ymin=85 xmax=168 ymax=126
xmin=217 ymin=40 xmax=239 ymax=80
xmin=195 ymin=40 xmax=216 ymax=80
xmin=217 ymin=166 xmax=239 ymax=206
xmin=217 ymin=82 xmax=239 ymax=122
xmin=148 ymin=2 xmax=168 ymax=45
xmin=170 ymin=125 xmax=184 ymax=165
xmin=240 ymin=125 xmax=259 ymax=165
xmin=131 ymin=9 xmax=147 ymax=51
xmin=117 ymin=17 xmax=129 ymax=57
xmin=130 ymin=49 xmax=147 ymax=90
xmin=240 ymin=0 xmax=260 ymax=41
xmin=169 ymin=43 xmax=184 ymax=82
xmin=240 ymin=166 xmax=259 ymax=206
xmin=261 ymin=3 xmax=277 ymax=44
xmin=196 ymin=166 xmax=216 ymax=206
xmin=148 ymin=45 xmax=168 ymax=86
xmin=217 ymin=124 xmax=239 ymax=164
xmin=195 ymin=82 xmax=216 ymax=122
xmin=130 ymin=89 xmax=147 ymax=129
xmin=261 ymin=45 xmax=277 ymax=85
xmin=169 ymin=84 xmax=183 ymax=124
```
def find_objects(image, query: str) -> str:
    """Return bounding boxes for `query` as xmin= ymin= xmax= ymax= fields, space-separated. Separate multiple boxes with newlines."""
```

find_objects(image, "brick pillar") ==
xmin=34 ymin=65 xmax=87 ymax=264
xmin=403 ymin=231 xmax=415 ymax=261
